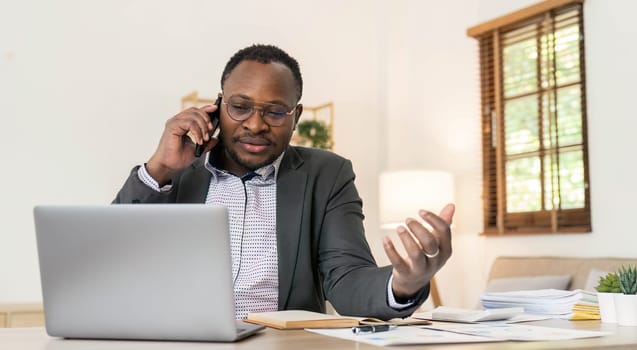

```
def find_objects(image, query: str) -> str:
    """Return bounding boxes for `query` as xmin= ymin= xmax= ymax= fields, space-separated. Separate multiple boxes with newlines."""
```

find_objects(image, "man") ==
xmin=114 ymin=44 xmax=454 ymax=320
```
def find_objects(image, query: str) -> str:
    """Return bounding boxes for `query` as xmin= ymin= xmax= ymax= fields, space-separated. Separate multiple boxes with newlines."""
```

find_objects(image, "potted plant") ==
xmin=596 ymin=272 xmax=621 ymax=323
xmin=296 ymin=120 xmax=332 ymax=150
xmin=614 ymin=265 xmax=637 ymax=326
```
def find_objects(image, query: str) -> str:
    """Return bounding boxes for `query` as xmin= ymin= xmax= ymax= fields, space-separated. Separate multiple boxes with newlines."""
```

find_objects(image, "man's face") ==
xmin=219 ymin=60 xmax=301 ymax=176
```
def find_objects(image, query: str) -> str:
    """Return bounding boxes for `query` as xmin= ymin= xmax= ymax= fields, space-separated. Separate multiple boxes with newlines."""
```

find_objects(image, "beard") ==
xmin=224 ymin=143 xmax=281 ymax=172
xmin=217 ymin=123 xmax=294 ymax=175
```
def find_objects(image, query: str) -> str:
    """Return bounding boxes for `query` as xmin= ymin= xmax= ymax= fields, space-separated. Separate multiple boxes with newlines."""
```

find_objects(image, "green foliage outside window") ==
xmin=502 ymin=11 xmax=586 ymax=214
xmin=470 ymin=2 xmax=589 ymax=233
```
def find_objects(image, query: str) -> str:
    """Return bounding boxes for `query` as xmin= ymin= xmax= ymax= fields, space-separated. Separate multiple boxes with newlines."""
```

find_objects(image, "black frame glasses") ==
xmin=221 ymin=95 xmax=299 ymax=127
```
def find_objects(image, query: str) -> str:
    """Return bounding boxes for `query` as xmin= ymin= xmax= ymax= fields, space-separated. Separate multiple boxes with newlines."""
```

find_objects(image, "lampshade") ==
xmin=379 ymin=170 xmax=454 ymax=229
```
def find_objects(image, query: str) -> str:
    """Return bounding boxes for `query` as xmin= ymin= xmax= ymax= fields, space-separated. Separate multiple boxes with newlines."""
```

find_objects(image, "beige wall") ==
xmin=2 ymin=0 xmax=637 ymax=309
xmin=0 ymin=0 xmax=385 ymax=302
xmin=379 ymin=0 xmax=637 ymax=308
xmin=400 ymin=0 xmax=637 ymax=308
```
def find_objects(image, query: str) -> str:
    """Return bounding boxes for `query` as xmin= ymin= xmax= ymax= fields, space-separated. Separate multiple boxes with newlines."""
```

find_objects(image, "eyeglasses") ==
xmin=222 ymin=95 xmax=298 ymax=127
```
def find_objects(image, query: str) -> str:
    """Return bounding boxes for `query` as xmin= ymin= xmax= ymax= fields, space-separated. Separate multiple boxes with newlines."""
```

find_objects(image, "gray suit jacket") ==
xmin=113 ymin=146 xmax=429 ymax=319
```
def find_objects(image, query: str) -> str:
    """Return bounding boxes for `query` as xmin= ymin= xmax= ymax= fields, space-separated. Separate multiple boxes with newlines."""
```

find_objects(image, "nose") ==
xmin=241 ymin=108 xmax=269 ymax=133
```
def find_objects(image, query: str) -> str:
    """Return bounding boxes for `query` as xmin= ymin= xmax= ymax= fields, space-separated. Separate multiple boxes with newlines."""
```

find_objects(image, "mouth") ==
xmin=236 ymin=136 xmax=272 ymax=153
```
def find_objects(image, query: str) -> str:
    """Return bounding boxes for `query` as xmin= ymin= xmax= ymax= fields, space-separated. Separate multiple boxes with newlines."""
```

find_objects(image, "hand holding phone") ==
xmin=194 ymin=95 xmax=222 ymax=157
xmin=146 ymin=95 xmax=222 ymax=186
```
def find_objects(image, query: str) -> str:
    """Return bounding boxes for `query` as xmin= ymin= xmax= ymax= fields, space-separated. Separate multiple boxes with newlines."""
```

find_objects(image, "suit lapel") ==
xmin=276 ymin=148 xmax=307 ymax=309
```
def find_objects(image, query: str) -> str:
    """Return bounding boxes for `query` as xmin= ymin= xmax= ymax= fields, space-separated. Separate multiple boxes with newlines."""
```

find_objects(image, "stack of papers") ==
xmin=480 ymin=289 xmax=599 ymax=320
xmin=571 ymin=303 xmax=601 ymax=320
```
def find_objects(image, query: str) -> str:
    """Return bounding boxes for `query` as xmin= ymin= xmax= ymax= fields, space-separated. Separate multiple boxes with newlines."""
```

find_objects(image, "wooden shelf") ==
xmin=0 ymin=304 xmax=45 ymax=328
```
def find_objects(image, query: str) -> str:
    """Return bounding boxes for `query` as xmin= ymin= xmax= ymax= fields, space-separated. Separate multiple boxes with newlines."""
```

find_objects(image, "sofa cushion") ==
xmin=485 ymin=275 xmax=571 ymax=292
xmin=584 ymin=268 xmax=611 ymax=292
xmin=487 ymin=257 xmax=637 ymax=290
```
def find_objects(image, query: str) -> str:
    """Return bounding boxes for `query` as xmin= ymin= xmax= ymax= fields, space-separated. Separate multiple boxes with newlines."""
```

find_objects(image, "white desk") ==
xmin=3 ymin=320 xmax=637 ymax=350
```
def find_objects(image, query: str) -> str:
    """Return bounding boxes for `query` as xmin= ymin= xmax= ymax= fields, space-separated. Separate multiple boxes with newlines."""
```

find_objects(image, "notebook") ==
xmin=33 ymin=204 xmax=264 ymax=342
xmin=246 ymin=310 xmax=432 ymax=329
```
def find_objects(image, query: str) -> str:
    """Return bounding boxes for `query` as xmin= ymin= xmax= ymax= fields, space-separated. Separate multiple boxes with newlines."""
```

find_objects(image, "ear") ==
xmin=292 ymin=104 xmax=303 ymax=130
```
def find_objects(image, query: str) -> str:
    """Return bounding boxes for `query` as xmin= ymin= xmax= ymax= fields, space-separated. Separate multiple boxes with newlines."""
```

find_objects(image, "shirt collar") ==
xmin=204 ymin=150 xmax=285 ymax=183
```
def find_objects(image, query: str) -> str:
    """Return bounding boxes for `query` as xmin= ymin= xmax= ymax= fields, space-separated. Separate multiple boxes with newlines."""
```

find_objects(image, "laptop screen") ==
xmin=34 ymin=204 xmax=254 ymax=341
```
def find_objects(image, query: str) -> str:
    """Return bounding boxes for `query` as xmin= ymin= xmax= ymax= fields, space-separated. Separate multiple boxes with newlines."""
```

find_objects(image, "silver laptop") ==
xmin=33 ymin=204 xmax=264 ymax=342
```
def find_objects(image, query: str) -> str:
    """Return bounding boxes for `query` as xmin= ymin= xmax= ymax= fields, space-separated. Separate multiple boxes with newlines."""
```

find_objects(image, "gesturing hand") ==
xmin=382 ymin=203 xmax=455 ymax=300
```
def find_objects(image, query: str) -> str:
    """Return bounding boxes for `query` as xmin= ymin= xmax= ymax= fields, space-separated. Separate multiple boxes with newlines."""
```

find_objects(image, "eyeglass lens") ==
xmin=225 ymin=97 xmax=293 ymax=126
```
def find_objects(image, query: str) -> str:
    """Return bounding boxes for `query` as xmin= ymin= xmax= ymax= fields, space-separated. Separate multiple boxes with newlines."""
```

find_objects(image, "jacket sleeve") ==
xmin=317 ymin=159 xmax=429 ymax=319
xmin=112 ymin=166 xmax=178 ymax=204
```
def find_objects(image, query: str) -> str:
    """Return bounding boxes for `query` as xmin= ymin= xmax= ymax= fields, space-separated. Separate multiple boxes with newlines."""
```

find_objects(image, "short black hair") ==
xmin=221 ymin=44 xmax=303 ymax=102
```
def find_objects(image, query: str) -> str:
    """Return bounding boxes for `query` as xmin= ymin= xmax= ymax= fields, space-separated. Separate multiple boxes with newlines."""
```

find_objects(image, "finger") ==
xmin=419 ymin=209 xmax=453 ymax=256
xmin=419 ymin=208 xmax=452 ymax=239
xmin=177 ymin=118 xmax=205 ymax=145
xmin=200 ymin=104 xmax=218 ymax=114
xmin=187 ymin=108 xmax=214 ymax=142
xmin=176 ymin=111 xmax=210 ymax=145
xmin=382 ymin=236 xmax=409 ymax=274
xmin=200 ymin=104 xmax=220 ymax=129
xmin=396 ymin=225 xmax=426 ymax=262
xmin=202 ymin=137 xmax=219 ymax=153
xmin=439 ymin=203 xmax=455 ymax=224
xmin=405 ymin=218 xmax=439 ymax=256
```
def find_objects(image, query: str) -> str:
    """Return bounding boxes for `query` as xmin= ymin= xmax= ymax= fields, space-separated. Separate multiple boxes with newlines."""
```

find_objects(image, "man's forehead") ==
xmin=224 ymin=60 xmax=293 ymax=84
xmin=222 ymin=60 xmax=296 ymax=102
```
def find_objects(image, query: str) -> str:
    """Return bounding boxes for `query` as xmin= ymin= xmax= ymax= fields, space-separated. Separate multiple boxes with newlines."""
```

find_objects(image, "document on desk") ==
xmin=424 ymin=323 xmax=610 ymax=341
xmin=480 ymin=289 xmax=599 ymax=319
xmin=306 ymin=326 xmax=505 ymax=346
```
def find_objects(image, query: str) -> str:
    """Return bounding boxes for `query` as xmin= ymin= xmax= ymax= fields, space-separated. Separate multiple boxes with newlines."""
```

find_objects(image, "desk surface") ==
xmin=3 ymin=320 xmax=637 ymax=350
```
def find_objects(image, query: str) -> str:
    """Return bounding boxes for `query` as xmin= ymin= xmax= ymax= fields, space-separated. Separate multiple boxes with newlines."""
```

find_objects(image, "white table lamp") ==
xmin=379 ymin=170 xmax=454 ymax=230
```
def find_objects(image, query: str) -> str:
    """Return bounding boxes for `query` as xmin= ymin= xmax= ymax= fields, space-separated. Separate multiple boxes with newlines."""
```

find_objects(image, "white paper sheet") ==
xmin=306 ymin=326 xmax=504 ymax=346
xmin=424 ymin=323 xmax=609 ymax=341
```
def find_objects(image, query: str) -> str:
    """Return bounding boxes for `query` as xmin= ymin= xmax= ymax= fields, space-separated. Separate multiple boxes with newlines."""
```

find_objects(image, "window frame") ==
xmin=468 ymin=0 xmax=591 ymax=235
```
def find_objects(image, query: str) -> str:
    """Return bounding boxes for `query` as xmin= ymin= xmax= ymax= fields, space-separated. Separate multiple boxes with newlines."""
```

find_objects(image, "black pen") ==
xmin=351 ymin=325 xmax=397 ymax=335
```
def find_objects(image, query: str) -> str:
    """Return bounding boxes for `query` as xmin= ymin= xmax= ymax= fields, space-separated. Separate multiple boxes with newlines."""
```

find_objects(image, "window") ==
xmin=468 ymin=0 xmax=590 ymax=234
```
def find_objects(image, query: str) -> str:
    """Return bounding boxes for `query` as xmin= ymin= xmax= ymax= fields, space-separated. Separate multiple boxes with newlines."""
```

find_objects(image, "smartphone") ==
xmin=194 ymin=95 xmax=222 ymax=157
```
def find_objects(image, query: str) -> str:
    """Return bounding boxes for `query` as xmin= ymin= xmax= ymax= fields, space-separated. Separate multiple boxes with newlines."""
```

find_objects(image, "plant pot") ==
xmin=614 ymin=294 xmax=637 ymax=326
xmin=597 ymin=292 xmax=617 ymax=323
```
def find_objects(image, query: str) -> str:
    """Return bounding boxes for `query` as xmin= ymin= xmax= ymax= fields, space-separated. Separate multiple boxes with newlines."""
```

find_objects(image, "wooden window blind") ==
xmin=468 ymin=0 xmax=591 ymax=235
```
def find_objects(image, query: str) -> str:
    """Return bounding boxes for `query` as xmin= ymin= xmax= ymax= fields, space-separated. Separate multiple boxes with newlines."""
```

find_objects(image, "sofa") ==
xmin=487 ymin=256 xmax=637 ymax=292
